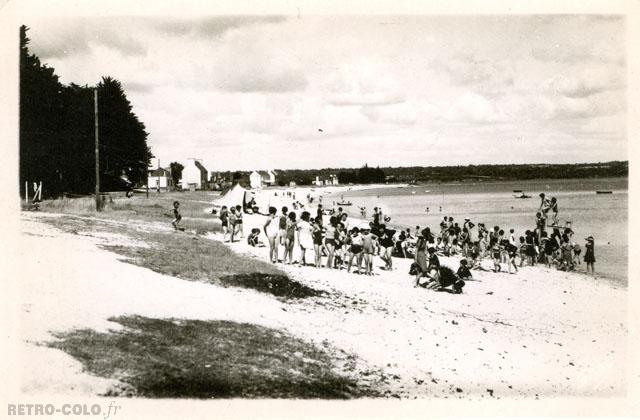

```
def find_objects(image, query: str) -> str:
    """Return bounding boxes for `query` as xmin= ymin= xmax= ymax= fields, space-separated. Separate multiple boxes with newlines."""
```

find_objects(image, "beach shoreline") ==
xmin=14 ymin=193 xmax=627 ymax=399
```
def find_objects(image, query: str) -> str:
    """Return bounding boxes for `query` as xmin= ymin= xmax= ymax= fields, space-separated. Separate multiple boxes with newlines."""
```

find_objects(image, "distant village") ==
xmin=146 ymin=158 xmax=340 ymax=192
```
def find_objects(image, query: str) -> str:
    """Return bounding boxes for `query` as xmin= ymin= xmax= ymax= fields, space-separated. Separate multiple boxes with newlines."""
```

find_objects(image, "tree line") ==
xmin=215 ymin=161 xmax=627 ymax=188
xmin=20 ymin=25 xmax=152 ymax=199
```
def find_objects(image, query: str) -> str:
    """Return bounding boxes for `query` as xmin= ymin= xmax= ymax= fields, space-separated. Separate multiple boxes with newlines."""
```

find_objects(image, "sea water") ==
xmin=330 ymin=177 xmax=628 ymax=286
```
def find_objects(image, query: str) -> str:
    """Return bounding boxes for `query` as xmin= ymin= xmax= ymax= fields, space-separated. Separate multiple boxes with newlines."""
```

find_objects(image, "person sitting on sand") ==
xmin=248 ymin=228 xmax=266 ymax=247
xmin=171 ymin=201 xmax=183 ymax=231
xmin=424 ymin=247 xmax=442 ymax=289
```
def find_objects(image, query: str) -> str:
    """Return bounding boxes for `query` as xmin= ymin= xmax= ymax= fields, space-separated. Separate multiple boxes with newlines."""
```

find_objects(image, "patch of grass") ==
xmin=49 ymin=316 xmax=381 ymax=399
xmin=40 ymin=214 xmax=322 ymax=299
xmin=220 ymin=273 xmax=324 ymax=299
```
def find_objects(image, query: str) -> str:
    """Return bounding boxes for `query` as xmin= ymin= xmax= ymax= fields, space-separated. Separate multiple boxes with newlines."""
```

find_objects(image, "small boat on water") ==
xmin=513 ymin=192 xmax=531 ymax=199
xmin=337 ymin=201 xmax=352 ymax=206
xmin=424 ymin=190 xmax=430 ymax=193
xmin=596 ymin=190 xmax=613 ymax=194
xmin=513 ymin=189 xmax=523 ymax=193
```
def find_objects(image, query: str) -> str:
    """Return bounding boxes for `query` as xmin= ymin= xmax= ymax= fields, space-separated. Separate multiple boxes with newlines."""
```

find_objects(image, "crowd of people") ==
xmin=202 ymin=190 xmax=598 ymax=294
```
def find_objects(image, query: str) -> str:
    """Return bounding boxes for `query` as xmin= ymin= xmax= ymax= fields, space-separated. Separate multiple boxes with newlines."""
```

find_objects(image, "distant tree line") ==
xmin=270 ymin=161 xmax=627 ymax=185
xmin=20 ymin=25 xmax=152 ymax=199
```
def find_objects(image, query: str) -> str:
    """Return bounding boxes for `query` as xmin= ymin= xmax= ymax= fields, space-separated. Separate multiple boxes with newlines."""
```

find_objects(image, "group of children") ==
xmin=170 ymin=189 xmax=597 ymax=296
xmin=258 ymin=205 xmax=392 ymax=276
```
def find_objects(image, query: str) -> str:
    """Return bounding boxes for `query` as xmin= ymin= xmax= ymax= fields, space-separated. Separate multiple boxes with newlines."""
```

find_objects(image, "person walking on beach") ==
xmin=263 ymin=206 xmax=280 ymax=263
xmin=296 ymin=211 xmax=313 ymax=266
xmin=584 ymin=236 xmax=596 ymax=275
xmin=171 ymin=201 xmax=182 ymax=231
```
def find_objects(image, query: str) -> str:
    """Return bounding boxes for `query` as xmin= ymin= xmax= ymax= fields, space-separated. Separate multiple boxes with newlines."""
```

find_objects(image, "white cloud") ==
xmin=25 ymin=15 xmax=627 ymax=170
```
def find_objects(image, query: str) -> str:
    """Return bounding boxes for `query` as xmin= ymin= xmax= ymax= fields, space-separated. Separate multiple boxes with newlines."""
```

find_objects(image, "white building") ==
xmin=148 ymin=167 xmax=172 ymax=191
xmin=249 ymin=171 xmax=262 ymax=189
xmin=182 ymin=158 xmax=208 ymax=190
xmin=249 ymin=170 xmax=277 ymax=189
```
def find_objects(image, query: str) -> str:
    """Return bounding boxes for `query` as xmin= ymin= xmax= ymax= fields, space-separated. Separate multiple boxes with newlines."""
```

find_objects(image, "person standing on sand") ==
xmin=234 ymin=205 xmax=244 ymax=240
xmin=312 ymin=216 xmax=324 ymax=268
xmin=283 ymin=211 xmax=297 ymax=264
xmin=324 ymin=216 xmax=338 ymax=269
xmin=219 ymin=205 xmax=229 ymax=241
xmin=584 ymin=236 xmax=596 ymax=275
xmin=549 ymin=197 xmax=559 ymax=226
xmin=263 ymin=207 xmax=280 ymax=263
xmin=276 ymin=206 xmax=288 ymax=260
xmin=296 ymin=211 xmax=313 ymax=266
xmin=378 ymin=224 xmax=396 ymax=270
xmin=361 ymin=226 xmax=378 ymax=275
xmin=414 ymin=229 xmax=429 ymax=286
xmin=347 ymin=227 xmax=364 ymax=274
xmin=228 ymin=207 xmax=237 ymax=243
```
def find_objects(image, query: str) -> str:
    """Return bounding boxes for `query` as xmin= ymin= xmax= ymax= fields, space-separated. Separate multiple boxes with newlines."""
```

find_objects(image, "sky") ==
xmin=25 ymin=14 xmax=627 ymax=171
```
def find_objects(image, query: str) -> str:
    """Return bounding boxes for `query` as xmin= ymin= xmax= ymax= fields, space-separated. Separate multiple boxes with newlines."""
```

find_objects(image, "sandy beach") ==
xmin=14 ymin=204 xmax=627 ymax=399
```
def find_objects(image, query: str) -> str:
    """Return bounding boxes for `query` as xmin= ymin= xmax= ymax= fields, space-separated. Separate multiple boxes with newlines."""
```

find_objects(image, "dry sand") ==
xmin=13 ymin=210 xmax=627 ymax=399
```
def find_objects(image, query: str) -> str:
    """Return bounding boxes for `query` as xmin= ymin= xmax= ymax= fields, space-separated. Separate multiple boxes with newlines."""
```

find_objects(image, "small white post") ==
xmin=25 ymin=181 xmax=28 ymax=203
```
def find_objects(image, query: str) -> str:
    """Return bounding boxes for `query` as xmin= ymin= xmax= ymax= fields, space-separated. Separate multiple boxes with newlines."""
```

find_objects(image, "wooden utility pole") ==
xmin=94 ymin=88 xmax=101 ymax=211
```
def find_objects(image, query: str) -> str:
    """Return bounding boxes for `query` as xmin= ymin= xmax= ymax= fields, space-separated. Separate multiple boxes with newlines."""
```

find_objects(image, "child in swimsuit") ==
xmin=219 ymin=205 xmax=229 ymax=241
xmin=234 ymin=205 xmax=244 ymax=239
xmin=361 ymin=228 xmax=378 ymax=275
xmin=348 ymin=227 xmax=363 ymax=273
xmin=263 ymin=206 xmax=280 ymax=263
xmin=584 ymin=236 xmax=595 ymax=275
xmin=284 ymin=211 xmax=297 ymax=264
xmin=171 ymin=201 xmax=182 ymax=230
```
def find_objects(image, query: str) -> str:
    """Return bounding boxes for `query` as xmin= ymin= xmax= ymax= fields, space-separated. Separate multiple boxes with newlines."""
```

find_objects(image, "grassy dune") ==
xmin=51 ymin=316 xmax=379 ymax=399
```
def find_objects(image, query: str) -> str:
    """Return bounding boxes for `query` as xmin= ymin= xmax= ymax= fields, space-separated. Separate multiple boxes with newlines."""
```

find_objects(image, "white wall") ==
xmin=182 ymin=158 xmax=202 ymax=189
